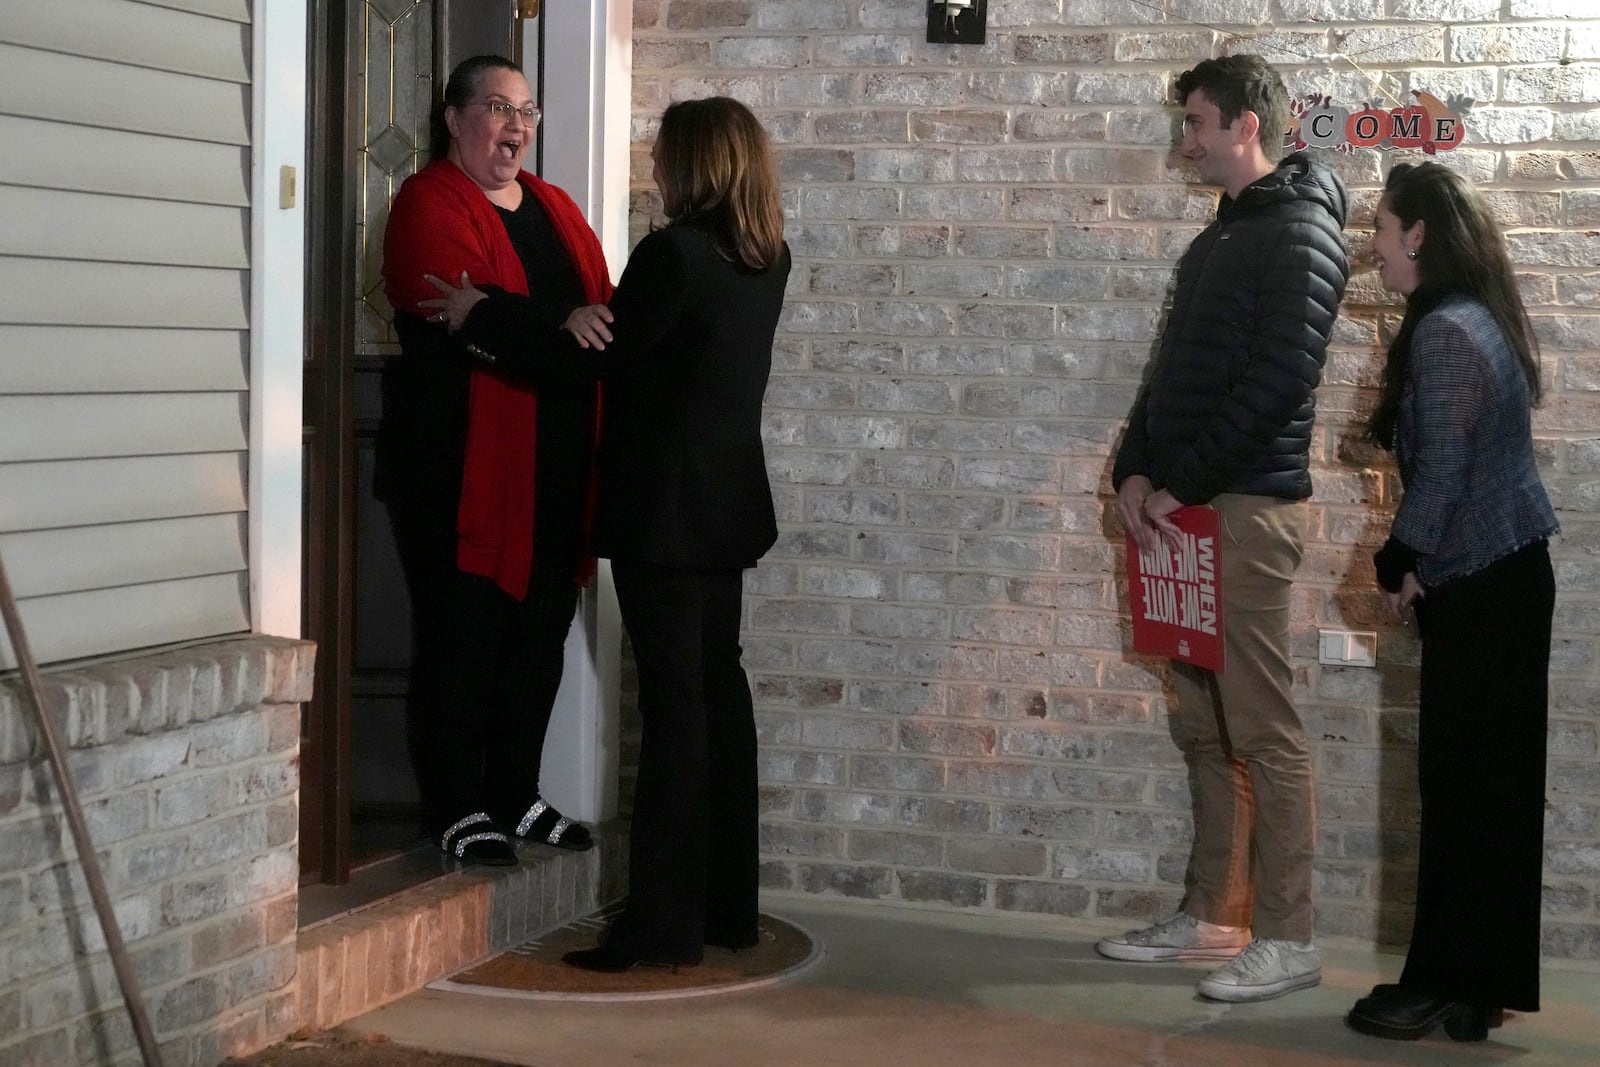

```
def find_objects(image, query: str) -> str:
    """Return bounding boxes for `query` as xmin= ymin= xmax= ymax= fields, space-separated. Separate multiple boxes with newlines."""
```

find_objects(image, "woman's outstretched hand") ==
xmin=419 ymin=270 xmax=488 ymax=332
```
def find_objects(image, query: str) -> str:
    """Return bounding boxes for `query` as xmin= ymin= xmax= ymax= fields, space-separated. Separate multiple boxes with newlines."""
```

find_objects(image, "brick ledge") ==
xmin=291 ymin=822 xmax=627 ymax=1031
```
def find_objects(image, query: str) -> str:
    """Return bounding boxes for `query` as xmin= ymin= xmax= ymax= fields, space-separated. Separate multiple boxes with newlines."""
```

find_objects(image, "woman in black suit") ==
xmin=421 ymin=96 xmax=790 ymax=969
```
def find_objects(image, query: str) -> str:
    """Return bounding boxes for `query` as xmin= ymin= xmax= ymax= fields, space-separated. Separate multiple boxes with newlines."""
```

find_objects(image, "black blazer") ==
xmin=463 ymin=223 xmax=791 ymax=570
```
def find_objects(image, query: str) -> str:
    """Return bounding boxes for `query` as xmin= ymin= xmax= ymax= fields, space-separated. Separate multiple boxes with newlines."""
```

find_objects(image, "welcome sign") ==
xmin=1127 ymin=506 xmax=1224 ymax=671
xmin=1289 ymin=89 xmax=1473 ymax=155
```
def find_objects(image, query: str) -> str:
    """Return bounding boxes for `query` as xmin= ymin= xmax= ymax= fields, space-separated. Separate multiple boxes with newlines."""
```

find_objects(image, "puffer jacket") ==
xmin=1113 ymin=152 xmax=1350 ymax=504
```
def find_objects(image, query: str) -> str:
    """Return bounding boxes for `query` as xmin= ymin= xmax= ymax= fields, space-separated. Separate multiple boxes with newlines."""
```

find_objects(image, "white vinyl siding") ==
xmin=0 ymin=117 xmax=250 ymax=206
xmin=0 ymin=0 xmax=253 ymax=669
xmin=0 ymin=187 xmax=250 ymax=267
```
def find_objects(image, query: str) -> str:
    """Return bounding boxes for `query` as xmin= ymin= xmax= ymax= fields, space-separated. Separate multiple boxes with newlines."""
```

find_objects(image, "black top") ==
xmin=459 ymin=223 xmax=792 ymax=570
xmin=1112 ymin=153 xmax=1350 ymax=504
xmin=495 ymin=194 xmax=591 ymax=570
xmin=376 ymin=191 xmax=594 ymax=579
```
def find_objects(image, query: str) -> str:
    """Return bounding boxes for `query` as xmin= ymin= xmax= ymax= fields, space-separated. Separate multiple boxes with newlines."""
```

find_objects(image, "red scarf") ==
xmin=383 ymin=160 xmax=611 ymax=599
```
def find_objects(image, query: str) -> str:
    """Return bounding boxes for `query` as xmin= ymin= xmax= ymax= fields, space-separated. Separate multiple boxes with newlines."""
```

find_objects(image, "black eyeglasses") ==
xmin=479 ymin=100 xmax=542 ymax=126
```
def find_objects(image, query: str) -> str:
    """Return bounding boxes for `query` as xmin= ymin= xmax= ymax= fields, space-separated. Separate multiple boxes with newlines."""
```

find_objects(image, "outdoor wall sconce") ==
xmin=927 ymin=0 xmax=987 ymax=45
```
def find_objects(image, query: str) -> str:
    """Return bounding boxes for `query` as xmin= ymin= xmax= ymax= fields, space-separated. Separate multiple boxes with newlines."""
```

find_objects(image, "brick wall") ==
xmin=0 ymin=638 xmax=313 ymax=1066
xmin=630 ymin=1 xmax=1600 ymax=959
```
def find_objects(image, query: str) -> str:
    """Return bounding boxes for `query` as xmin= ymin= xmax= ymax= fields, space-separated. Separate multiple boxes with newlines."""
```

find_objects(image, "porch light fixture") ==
xmin=927 ymin=0 xmax=987 ymax=44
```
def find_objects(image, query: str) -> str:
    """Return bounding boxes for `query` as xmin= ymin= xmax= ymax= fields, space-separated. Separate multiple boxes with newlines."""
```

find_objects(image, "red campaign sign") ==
xmin=1127 ymin=505 xmax=1224 ymax=671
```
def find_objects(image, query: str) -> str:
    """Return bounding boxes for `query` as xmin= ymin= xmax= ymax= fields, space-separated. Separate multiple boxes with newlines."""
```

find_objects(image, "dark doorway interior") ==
xmin=301 ymin=0 xmax=530 ymax=891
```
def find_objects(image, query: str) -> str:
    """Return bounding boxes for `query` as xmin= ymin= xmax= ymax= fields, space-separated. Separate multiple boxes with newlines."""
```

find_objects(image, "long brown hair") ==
xmin=1366 ymin=162 xmax=1540 ymax=447
xmin=654 ymin=97 xmax=784 ymax=270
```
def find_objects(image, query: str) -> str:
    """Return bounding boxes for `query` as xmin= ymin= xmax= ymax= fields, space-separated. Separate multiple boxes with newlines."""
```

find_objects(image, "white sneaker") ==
xmin=1196 ymin=937 xmax=1322 ymax=1002
xmin=1095 ymin=912 xmax=1252 ymax=962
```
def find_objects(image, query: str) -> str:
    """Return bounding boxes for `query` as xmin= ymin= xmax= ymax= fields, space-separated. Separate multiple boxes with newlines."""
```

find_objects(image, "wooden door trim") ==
xmin=301 ymin=0 xmax=359 ymax=886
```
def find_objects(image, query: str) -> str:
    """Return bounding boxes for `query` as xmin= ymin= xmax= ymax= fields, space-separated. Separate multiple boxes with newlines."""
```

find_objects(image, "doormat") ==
xmin=429 ymin=906 xmax=820 ymax=1002
xmin=223 ymin=1030 xmax=521 ymax=1067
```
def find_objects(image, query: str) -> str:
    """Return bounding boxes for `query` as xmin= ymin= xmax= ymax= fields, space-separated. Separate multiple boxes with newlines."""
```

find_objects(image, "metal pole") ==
xmin=0 ymin=551 xmax=166 ymax=1067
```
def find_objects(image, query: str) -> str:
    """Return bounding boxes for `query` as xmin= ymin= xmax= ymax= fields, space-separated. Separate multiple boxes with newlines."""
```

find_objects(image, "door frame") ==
xmin=300 ymin=0 xmax=359 ymax=884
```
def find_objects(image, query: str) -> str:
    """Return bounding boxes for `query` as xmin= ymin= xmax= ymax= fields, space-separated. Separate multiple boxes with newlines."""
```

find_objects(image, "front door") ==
xmin=301 ymin=0 xmax=526 ymax=882
xmin=301 ymin=0 xmax=628 ymax=886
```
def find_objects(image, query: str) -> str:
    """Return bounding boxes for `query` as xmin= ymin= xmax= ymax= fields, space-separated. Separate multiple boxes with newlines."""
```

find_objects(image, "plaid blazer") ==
xmin=1391 ymin=295 xmax=1558 ymax=587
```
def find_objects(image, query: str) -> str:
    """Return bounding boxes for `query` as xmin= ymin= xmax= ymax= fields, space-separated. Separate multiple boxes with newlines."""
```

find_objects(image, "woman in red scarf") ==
xmin=379 ymin=55 xmax=608 ymax=865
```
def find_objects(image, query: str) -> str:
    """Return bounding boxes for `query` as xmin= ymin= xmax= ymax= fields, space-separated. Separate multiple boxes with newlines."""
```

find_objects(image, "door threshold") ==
xmin=298 ymin=841 xmax=451 ymax=928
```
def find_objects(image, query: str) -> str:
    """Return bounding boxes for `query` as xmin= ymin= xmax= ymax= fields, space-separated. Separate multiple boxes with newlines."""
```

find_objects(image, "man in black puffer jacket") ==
xmin=1099 ymin=56 xmax=1350 ymax=1004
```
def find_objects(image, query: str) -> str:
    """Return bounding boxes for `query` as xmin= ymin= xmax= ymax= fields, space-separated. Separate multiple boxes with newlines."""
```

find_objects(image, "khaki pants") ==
xmin=1169 ymin=494 xmax=1314 ymax=942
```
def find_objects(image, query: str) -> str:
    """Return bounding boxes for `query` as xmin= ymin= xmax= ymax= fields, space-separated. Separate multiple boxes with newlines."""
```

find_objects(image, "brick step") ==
xmin=292 ymin=823 xmax=627 ymax=1031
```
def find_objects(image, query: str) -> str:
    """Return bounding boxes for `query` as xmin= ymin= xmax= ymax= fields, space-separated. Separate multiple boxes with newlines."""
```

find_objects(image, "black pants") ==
xmin=388 ymin=499 xmax=579 ymax=833
xmin=1400 ymin=541 xmax=1552 ymax=1012
xmin=605 ymin=559 xmax=759 ymax=959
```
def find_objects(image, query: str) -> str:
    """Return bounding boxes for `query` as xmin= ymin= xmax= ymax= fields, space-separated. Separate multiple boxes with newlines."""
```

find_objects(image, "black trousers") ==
xmin=1400 ymin=541 xmax=1553 ymax=1012
xmin=388 ymin=499 xmax=579 ymax=833
xmin=605 ymin=559 xmax=759 ymax=959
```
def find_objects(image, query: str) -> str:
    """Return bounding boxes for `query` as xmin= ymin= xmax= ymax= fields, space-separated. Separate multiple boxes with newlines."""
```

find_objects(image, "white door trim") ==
xmin=521 ymin=1 xmax=633 ymax=824
xmin=249 ymin=0 xmax=307 ymax=641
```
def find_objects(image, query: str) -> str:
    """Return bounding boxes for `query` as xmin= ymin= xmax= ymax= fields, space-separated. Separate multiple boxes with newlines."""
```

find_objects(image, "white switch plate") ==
xmin=1318 ymin=629 xmax=1377 ymax=668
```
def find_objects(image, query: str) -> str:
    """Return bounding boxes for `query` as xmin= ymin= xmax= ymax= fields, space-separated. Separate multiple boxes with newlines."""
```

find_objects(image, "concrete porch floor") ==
xmin=337 ymin=896 xmax=1600 ymax=1066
